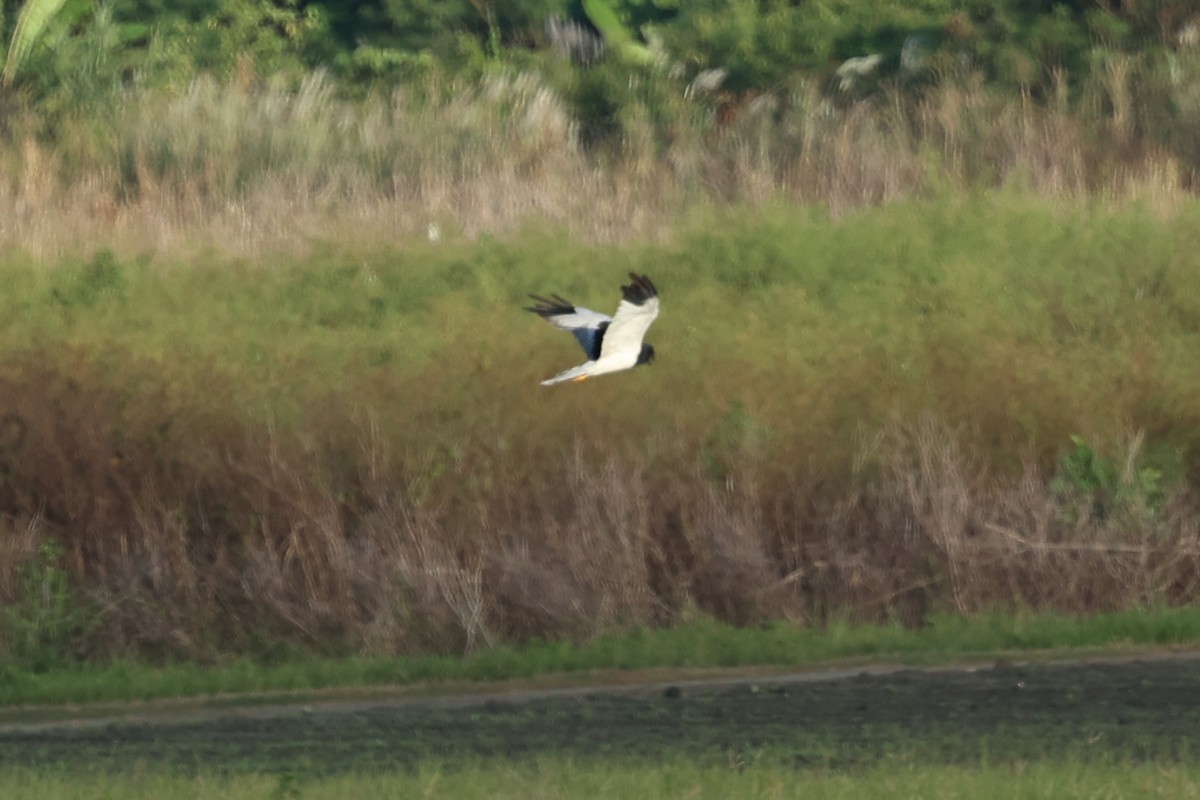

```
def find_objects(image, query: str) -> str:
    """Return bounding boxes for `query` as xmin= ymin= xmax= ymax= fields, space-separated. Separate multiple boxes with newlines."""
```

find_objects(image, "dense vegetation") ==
xmin=8 ymin=0 xmax=1200 ymax=165
xmin=1 ymin=200 xmax=1199 ymax=667
xmin=1 ymin=1 xmax=1200 ymax=669
xmin=10 ymin=1 xmax=1198 ymax=96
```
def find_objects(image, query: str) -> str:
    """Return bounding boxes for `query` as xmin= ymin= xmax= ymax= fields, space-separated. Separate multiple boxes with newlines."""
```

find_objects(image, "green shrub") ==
xmin=1050 ymin=435 xmax=1171 ymax=523
xmin=1 ymin=540 xmax=95 ymax=671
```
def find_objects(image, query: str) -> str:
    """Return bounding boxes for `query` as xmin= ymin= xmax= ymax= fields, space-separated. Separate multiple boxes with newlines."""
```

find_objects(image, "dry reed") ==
xmin=1 ymin=349 xmax=1196 ymax=660
xmin=0 ymin=62 xmax=1195 ymax=261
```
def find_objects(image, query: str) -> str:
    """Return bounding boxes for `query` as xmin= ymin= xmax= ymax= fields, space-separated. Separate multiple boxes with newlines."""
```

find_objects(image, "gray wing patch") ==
xmin=526 ymin=294 xmax=611 ymax=359
xmin=584 ymin=321 xmax=609 ymax=360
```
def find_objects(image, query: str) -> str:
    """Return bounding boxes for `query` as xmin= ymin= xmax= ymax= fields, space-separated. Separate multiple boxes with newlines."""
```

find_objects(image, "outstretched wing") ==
xmin=599 ymin=273 xmax=659 ymax=361
xmin=525 ymin=293 xmax=611 ymax=360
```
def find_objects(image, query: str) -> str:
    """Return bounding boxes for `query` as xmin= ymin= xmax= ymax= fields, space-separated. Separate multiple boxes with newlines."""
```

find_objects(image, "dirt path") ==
xmin=3 ymin=651 xmax=1200 ymax=773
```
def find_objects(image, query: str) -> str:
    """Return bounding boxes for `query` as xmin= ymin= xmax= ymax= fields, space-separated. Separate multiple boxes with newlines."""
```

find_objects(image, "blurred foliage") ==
xmin=1 ymin=0 xmax=74 ymax=88
xmin=1050 ymin=434 xmax=1176 ymax=523
xmin=1 ymin=540 xmax=95 ymax=671
xmin=0 ymin=0 xmax=1185 ymax=106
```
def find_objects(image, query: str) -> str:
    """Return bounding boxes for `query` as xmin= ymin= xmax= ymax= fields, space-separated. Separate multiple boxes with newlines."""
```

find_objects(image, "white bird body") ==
xmin=526 ymin=274 xmax=660 ymax=386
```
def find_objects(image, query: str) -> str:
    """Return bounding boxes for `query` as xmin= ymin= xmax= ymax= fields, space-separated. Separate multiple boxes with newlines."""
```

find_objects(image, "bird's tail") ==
xmin=540 ymin=364 xmax=593 ymax=386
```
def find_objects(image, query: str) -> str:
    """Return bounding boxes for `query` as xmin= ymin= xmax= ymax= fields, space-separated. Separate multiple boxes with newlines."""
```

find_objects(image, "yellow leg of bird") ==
xmin=571 ymin=375 xmax=589 ymax=382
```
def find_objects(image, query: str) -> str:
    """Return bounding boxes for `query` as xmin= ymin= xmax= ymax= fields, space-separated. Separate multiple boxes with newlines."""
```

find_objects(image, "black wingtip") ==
xmin=525 ymin=293 xmax=576 ymax=317
xmin=621 ymin=273 xmax=658 ymax=306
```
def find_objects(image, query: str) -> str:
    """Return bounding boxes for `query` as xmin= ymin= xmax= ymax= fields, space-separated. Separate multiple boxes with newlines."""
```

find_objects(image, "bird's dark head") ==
xmin=637 ymin=343 xmax=656 ymax=366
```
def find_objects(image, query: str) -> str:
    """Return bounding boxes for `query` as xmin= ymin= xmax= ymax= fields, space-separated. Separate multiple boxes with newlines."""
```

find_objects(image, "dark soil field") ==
xmin=2 ymin=655 xmax=1199 ymax=774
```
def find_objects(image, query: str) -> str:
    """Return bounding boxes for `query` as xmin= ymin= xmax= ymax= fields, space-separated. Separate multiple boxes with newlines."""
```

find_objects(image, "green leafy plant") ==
xmin=1 ymin=0 xmax=72 ymax=86
xmin=1050 ymin=435 xmax=1166 ymax=522
xmin=582 ymin=0 xmax=655 ymax=65
xmin=49 ymin=249 xmax=129 ymax=309
xmin=1 ymin=539 xmax=94 ymax=671
xmin=0 ymin=1 xmax=146 ymax=119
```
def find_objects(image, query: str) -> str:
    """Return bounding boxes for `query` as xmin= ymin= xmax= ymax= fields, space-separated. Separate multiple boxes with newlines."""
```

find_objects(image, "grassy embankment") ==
xmin=1 ymin=195 xmax=1200 ymax=672
xmin=4 ymin=608 xmax=1200 ymax=707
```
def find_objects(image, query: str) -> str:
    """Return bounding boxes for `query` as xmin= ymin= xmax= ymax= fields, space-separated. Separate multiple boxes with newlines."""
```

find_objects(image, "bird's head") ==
xmin=637 ymin=343 xmax=656 ymax=366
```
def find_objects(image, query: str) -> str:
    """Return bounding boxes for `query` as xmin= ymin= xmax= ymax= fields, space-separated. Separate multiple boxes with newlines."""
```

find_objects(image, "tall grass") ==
xmin=0 ymin=197 xmax=1199 ymax=663
xmin=2 ymin=52 xmax=1200 ymax=259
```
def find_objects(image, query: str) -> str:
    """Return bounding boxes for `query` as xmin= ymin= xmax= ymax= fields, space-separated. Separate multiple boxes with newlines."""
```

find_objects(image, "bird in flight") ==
xmin=526 ymin=273 xmax=660 ymax=386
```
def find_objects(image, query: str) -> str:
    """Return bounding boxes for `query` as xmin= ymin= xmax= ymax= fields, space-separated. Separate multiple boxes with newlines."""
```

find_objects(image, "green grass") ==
xmin=2 ymin=758 xmax=1198 ymax=800
xmin=4 ymin=193 xmax=1198 ymax=498
xmin=7 ymin=194 xmax=1200 ymax=470
xmin=3 ymin=607 xmax=1199 ymax=709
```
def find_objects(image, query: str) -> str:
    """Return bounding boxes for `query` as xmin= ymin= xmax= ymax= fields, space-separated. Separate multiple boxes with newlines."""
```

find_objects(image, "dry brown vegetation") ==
xmin=1 ymin=56 xmax=1198 ymax=261
xmin=0 ymin=350 xmax=1196 ymax=662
